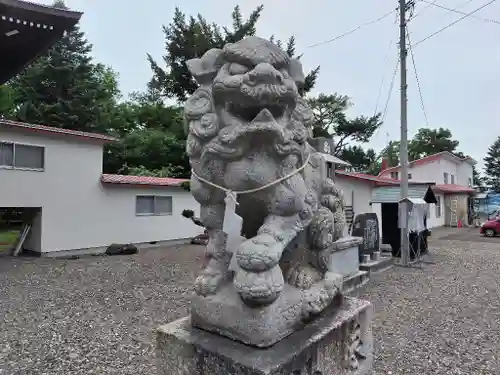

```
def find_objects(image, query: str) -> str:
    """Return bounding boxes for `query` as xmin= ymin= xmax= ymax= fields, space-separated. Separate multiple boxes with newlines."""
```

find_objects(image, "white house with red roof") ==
xmin=0 ymin=120 xmax=201 ymax=255
xmin=377 ymin=151 xmax=476 ymax=227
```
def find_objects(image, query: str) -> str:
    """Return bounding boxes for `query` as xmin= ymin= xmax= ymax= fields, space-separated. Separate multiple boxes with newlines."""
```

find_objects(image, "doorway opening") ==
xmin=0 ymin=207 xmax=41 ymax=256
xmin=381 ymin=203 xmax=400 ymax=256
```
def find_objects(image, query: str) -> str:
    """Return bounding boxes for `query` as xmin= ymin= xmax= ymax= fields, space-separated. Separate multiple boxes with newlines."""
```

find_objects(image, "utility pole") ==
xmin=399 ymin=0 xmax=410 ymax=266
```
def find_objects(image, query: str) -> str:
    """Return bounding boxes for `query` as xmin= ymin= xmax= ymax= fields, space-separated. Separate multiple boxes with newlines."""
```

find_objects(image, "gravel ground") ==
xmin=1 ymin=232 xmax=499 ymax=374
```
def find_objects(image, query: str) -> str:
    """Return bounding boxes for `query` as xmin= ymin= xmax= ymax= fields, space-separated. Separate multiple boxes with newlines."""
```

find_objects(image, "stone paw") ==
xmin=236 ymin=233 xmax=282 ymax=272
xmin=194 ymin=269 xmax=225 ymax=296
xmin=301 ymin=288 xmax=333 ymax=321
xmin=323 ymin=272 xmax=344 ymax=295
xmin=234 ymin=265 xmax=284 ymax=307
xmin=286 ymin=264 xmax=322 ymax=290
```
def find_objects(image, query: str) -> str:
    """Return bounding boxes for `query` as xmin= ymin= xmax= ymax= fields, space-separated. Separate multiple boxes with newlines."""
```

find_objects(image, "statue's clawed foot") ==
xmin=194 ymin=267 xmax=225 ymax=296
xmin=301 ymin=272 xmax=343 ymax=321
xmin=286 ymin=264 xmax=322 ymax=290
xmin=235 ymin=233 xmax=282 ymax=272
xmin=234 ymin=232 xmax=289 ymax=306
xmin=234 ymin=265 xmax=284 ymax=307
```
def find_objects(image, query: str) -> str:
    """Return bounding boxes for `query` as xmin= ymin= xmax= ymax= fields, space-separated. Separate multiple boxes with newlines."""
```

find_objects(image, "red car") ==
xmin=480 ymin=218 xmax=500 ymax=237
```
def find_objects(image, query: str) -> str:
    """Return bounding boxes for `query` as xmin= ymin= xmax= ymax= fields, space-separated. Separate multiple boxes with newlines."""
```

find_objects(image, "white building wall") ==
xmin=335 ymin=177 xmax=373 ymax=216
xmin=371 ymin=202 xmax=383 ymax=238
xmin=426 ymin=193 xmax=445 ymax=228
xmin=457 ymin=163 xmax=473 ymax=187
xmin=0 ymin=130 xmax=201 ymax=253
xmin=380 ymin=157 xmax=472 ymax=187
xmin=437 ymin=159 xmax=458 ymax=184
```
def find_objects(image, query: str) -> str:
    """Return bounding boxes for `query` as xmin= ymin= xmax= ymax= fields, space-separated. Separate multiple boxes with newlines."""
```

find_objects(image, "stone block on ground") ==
xmin=105 ymin=243 xmax=138 ymax=256
xmin=157 ymin=297 xmax=373 ymax=375
xmin=343 ymin=270 xmax=369 ymax=294
xmin=359 ymin=254 xmax=393 ymax=275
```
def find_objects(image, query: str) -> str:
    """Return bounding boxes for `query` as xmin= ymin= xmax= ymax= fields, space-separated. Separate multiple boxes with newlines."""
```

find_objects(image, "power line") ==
xmin=373 ymin=9 xmax=399 ymax=117
xmin=406 ymin=26 xmax=429 ymax=127
xmin=373 ymin=38 xmax=395 ymax=116
xmin=420 ymin=0 xmax=500 ymax=25
xmin=307 ymin=8 xmax=397 ymax=49
xmin=381 ymin=57 xmax=399 ymax=123
xmin=412 ymin=0 xmax=499 ymax=47
xmin=359 ymin=55 xmax=399 ymax=174
xmin=411 ymin=0 xmax=439 ymax=19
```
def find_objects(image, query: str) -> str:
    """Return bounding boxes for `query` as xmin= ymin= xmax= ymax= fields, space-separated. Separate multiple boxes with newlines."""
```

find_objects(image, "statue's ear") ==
xmin=186 ymin=48 xmax=224 ymax=84
xmin=289 ymin=58 xmax=305 ymax=86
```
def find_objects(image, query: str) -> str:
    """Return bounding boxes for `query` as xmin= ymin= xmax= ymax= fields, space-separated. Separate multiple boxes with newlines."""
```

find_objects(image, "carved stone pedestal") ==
xmin=156 ymin=297 xmax=373 ymax=375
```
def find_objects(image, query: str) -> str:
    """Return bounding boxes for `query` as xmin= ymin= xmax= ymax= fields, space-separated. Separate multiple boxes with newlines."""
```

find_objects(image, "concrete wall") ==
xmin=0 ymin=129 xmax=201 ymax=253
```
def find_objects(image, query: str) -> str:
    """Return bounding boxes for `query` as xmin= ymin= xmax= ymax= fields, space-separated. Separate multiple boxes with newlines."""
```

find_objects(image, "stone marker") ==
xmin=156 ymin=35 xmax=373 ymax=374
xmin=351 ymin=213 xmax=380 ymax=262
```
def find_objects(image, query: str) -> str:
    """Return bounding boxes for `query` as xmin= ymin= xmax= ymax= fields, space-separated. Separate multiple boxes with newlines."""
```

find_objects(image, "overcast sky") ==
xmin=33 ymin=0 xmax=500 ymax=171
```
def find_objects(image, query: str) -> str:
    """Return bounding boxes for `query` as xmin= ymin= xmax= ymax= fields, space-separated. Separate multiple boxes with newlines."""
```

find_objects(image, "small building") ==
xmin=334 ymin=171 xmax=439 ymax=239
xmin=378 ymin=151 xmax=477 ymax=226
xmin=0 ymin=120 xmax=201 ymax=255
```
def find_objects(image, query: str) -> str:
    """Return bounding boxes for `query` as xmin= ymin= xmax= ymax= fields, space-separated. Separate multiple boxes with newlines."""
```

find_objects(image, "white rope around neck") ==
xmin=191 ymin=152 xmax=311 ymax=203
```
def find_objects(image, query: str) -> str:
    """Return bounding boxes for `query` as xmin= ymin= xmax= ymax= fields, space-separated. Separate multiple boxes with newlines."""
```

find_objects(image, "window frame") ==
xmin=135 ymin=195 xmax=173 ymax=216
xmin=450 ymin=174 xmax=455 ymax=184
xmin=435 ymin=196 xmax=442 ymax=218
xmin=443 ymin=172 xmax=448 ymax=184
xmin=390 ymin=171 xmax=398 ymax=179
xmin=408 ymin=173 xmax=412 ymax=179
xmin=0 ymin=141 xmax=45 ymax=171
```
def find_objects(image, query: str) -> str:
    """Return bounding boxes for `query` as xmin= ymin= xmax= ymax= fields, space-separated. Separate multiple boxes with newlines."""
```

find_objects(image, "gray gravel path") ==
xmin=1 ymin=233 xmax=499 ymax=374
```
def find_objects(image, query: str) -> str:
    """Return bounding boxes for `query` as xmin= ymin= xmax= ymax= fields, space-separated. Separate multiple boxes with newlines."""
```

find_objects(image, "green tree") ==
xmin=148 ymin=5 xmax=319 ymax=102
xmin=472 ymin=165 xmax=483 ymax=187
xmin=308 ymin=93 xmax=383 ymax=155
xmin=380 ymin=140 xmax=400 ymax=167
xmin=7 ymin=0 xmax=120 ymax=133
xmin=339 ymin=145 xmax=379 ymax=174
xmin=484 ymin=136 xmax=500 ymax=191
xmin=408 ymin=127 xmax=459 ymax=161
xmin=104 ymin=126 xmax=189 ymax=178
xmin=0 ymin=85 xmax=15 ymax=117
xmin=381 ymin=128 xmax=461 ymax=167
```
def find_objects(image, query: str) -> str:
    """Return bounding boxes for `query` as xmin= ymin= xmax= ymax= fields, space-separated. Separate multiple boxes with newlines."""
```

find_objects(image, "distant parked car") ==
xmin=480 ymin=218 xmax=500 ymax=237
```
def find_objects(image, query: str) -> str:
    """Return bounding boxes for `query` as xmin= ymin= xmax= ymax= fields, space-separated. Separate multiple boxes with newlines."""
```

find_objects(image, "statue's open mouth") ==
xmin=228 ymin=102 xmax=287 ymax=122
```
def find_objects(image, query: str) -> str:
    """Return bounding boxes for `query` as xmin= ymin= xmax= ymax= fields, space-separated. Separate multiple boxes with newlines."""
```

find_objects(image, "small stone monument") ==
xmin=156 ymin=36 xmax=373 ymax=374
xmin=352 ymin=213 xmax=393 ymax=274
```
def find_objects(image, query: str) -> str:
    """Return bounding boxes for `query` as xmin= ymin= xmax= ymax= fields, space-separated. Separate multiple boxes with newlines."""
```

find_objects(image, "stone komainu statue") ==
xmin=184 ymin=36 xmax=347 ymax=318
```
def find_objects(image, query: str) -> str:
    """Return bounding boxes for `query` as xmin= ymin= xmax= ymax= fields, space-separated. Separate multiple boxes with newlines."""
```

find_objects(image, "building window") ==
xmin=408 ymin=173 xmax=412 ymax=179
xmin=450 ymin=174 xmax=455 ymax=184
xmin=468 ymin=177 xmax=472 ymax=187
xmin=390 ymin=171 xmax=398 ymax=179
xmin=435 ymin=196 xmax=442 ymax=218
xmin=136 ymin=195 xmax=173 ymax=216
xmin=443 ymin=172 xmax=448 ymax=184
xmin=0 ymin=142 xmax=45 ymax=170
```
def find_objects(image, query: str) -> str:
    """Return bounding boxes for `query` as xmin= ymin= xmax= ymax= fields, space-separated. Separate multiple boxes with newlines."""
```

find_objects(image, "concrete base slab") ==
xmin=156 ymin=297 xmax=373 ymax=375
xmin=359 ymin=255 xmax=393 ymax=274
xmin=343 ymin=270 xmax=370 ymax=294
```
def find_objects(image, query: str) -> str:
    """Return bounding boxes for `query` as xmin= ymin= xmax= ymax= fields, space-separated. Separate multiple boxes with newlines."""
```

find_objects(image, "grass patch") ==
xmin=0 ymin=230 xmax=20 ymax=253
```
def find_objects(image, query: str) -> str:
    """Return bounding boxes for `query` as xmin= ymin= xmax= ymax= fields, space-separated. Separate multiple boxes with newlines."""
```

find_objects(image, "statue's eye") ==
xmin=229 ymin=63 xmax=249 ymax=75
